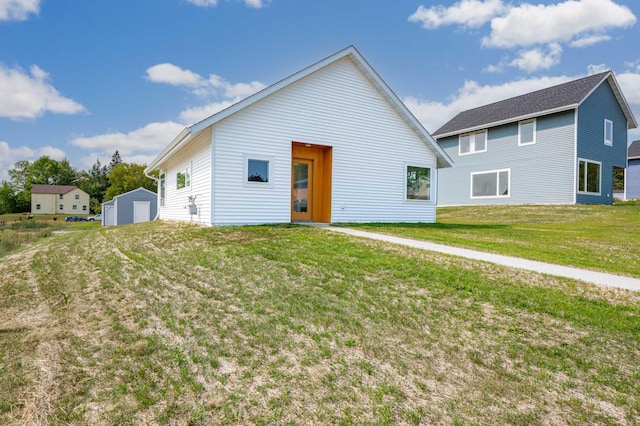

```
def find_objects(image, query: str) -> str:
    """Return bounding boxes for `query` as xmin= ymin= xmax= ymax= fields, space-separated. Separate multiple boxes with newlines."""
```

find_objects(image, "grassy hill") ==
xmin=1 ymin=215 xmax=639 ymax=424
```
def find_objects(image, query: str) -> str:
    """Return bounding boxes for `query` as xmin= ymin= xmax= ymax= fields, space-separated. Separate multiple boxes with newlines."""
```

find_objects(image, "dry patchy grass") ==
xmin=0 ymin=221 xmax=639 ymax=425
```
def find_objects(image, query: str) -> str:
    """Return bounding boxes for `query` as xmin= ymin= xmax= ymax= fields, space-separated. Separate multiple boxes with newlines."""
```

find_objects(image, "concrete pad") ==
xmin=312 ymin=225 xmax=640 ymax=292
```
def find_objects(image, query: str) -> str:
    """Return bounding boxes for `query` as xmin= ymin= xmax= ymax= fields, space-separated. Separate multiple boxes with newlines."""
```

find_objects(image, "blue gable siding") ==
xmin=437 ymin=111 xmax=575 ymax=205
xmin=628 ymin=158 xmax=640 ymax=200
xmin=576 ymin=80 xmax=628 ymax=204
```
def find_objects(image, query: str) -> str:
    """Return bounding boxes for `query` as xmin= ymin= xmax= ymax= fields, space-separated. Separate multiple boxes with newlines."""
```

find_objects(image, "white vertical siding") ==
xmin=210 ymin=57 xmax=437 ymax=225
xmin=160 ymin=127 xmax=212 ymax=224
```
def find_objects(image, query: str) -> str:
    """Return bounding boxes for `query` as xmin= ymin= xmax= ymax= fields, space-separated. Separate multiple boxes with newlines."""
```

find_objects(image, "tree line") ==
xmin=0 ymin=151 xmax=157 ymax=214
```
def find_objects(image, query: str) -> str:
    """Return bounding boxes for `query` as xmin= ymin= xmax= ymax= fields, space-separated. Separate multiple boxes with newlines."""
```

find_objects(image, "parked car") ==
xmin=64 ymin=216 xmax=87 ymax=222
xmin=87 ymin=214 xmax=102 ymax=222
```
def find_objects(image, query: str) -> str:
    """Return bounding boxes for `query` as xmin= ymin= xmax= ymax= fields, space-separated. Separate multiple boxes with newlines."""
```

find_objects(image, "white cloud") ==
xmin=404 ymin=75 xmax=573 ymax=133
xmin=0 ymin=140 xmax=65 ymax=181
xmin=587 ymin=63 xmax=609 ymax=74
xmin=0 ymin=64 xmax=85 ymax=120
xmin=0 ymin=0 xmax=39 ymax=21
xmin=509 ymin=43 xmax=563 ymax=73
xmin=570 ymin=34 xmax=612 ymax=47
xmin=147 ymin=62 xmax=266 ymax=100
xmin=482 ymin=0 xmax=636 ymax=48
xmin=186 ymin=0 xmax=268 ymax=8
xmin=178 ymin=100 xmax=237 ymax=125
xmin=483 ymin=64 xmax=504 ymax=73
xmin=409 ymin=0 xmax=506 ymax=29
xmin=69 ymin=121 xmax=185 ymax=167
xmin=146 ymin=63 xmax=205 ymax=87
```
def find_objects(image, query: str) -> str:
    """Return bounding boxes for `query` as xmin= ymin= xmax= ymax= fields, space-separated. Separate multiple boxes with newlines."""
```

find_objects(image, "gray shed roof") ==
xmin=629 ymin=140 xmax=640 ymax=159
xmin=433 ymin=71 xmax=637 ymax=138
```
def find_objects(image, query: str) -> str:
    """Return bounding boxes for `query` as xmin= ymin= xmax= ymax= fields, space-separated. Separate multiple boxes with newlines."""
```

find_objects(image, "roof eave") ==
xmin=144 ymin=128 xmax=192 ymax=173
xmin=433 ymin=104 xmax=577 ymax=139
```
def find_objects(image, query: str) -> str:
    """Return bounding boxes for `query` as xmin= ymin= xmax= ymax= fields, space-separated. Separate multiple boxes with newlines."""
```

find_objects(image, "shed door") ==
xmin=104 ymin=206 xmax=115 ymax=226
xmin=133 ymin=201 xmax=151 ymax=223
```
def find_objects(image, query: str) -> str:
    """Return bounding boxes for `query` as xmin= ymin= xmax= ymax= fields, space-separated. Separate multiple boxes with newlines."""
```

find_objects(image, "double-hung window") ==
xmin=406 ymin=166 xmax=431 ymax=201
xmin=518 ymin=119 xmax=536 ymax=146
xmin=471 ymin=169 xmax=510 ymax=198
xmin=459 ymin=130 xmax=487 ymax=155
xmin=577 ymin=159 xmax=601 ymax=194
xmin=604 ymin=119 xmax=613 ymax=146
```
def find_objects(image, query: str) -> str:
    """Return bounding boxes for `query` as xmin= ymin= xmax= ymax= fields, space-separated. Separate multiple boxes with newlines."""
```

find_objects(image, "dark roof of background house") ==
xmin=629 ymin=140 xmax=640 ymax=159
xmin=31 ymin=184 xmax=79 ymax=195
xmin=433 ymin=72 xmax=611 ymax=137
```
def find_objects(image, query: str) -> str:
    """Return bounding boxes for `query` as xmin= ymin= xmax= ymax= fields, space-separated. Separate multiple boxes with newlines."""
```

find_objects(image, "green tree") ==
xmin=0 ymin=181 xmax=18 ymax=214
xmin=77 ymin=158 xmax=110 ymax=212
xmin=104 ymin=163 xmax=156 ymax=201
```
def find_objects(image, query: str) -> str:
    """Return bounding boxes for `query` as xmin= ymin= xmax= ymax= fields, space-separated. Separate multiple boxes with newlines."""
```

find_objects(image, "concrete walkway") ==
xmin=310 ymin=225 xmax=640 ymax=292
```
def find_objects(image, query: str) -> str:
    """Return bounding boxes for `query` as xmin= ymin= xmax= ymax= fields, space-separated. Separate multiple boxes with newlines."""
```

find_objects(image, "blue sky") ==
xmin=1 ymin=0 xmax=639 ymax=179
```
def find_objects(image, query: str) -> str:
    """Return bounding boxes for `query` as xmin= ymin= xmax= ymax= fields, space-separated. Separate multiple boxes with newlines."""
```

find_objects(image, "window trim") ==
xmin=470 ymin=168 xmax=511 ymax=199
xmin=404 ymin=164 xmax=432 ymax=202
xmin=159 ymin=172 xmax=166 ymax=207
xmin=577 ymin=158 xmax=602 ymax=196
xmin=243 ymin=154 xmax=273 ymax=187
xmin=176 ymin=164 xmax=191 ymax=190
xmin=604 ymin=119 xmax=613 ymax=146
xmin=459 ymin=130 xmax=488 ymax=156
xmin=36 ymin=204 xmax=41 ymax=210
xmin=518 ymin=119 xmax=536 ymax=146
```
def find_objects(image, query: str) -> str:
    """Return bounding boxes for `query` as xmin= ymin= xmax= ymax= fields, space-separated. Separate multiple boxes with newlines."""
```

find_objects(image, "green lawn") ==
xmin=346 ymin=204 xmax=640 ymax=277
xmin=1 ymin=221 xmax=639 ymax=424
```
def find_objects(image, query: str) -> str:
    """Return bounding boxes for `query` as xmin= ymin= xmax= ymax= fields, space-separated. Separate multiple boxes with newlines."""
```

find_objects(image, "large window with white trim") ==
xmin=471 ymin=169 xmax=510 ymax=198
xmin=604 ymin=119 xmax=613 ymax=146
xmin=406 ymin=166 xmax=431 ymax=201
xmin=518 ymin=119 xmax=536 ymax=146
xmin=577 ymin=159 xmax=601 ymax=194
xmin=459 ymin=130 xmax=487 ymax=155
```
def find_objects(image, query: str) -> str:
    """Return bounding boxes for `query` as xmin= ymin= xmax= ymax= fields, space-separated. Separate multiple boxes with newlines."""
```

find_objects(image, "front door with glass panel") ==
xmin=292 ymin=159 xmax=313 ymax=221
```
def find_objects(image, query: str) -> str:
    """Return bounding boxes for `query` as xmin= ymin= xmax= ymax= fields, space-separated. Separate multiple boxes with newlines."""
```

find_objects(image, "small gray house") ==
xmin=102 ymin=187 xmax=157 ymax=226
xmin=433 ymin=71 xmax=637 ymax=206
xmin=627 ymin=140 xmax=640 ymax=200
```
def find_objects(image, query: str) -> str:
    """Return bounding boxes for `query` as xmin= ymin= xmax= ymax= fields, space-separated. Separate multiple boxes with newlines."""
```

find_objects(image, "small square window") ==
xmin=75 ymin=194 xmax=80 ymax=200
xmin=59 ymin=194 xmax=63 ymax=200
xmin=406 ymin=166 xmax=430 ymax=200
xmin=36 ymin=204 xmax=41 ymax=210
xmin=59 ymin=204 xmax=63 ymax=210
xmin=247 ymin=159 xmax=269 ymax=183
xmin=518 ymin=119 xmax=536 ymax=146
xmin=82 ymin=205 xmax=87 ymax=211
xmin=73 ymin=205 xmax=77 ymax=210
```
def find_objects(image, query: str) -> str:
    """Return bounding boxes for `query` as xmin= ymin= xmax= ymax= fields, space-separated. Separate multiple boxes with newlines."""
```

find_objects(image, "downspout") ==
xmin=144 ymin=170 xmax=161 ymax=220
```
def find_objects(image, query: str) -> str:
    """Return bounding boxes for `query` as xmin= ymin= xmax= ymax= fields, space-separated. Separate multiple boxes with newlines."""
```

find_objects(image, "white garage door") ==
xmin=104 ymin=205 xmax=115 ymax=226
xmin=133 ymin=201 xmax=151 ymax=223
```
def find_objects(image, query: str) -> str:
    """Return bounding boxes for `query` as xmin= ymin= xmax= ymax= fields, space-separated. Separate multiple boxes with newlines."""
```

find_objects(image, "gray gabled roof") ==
xmin=629 ymin=140 xmax=640 ymax=159
xmin=146 ymin=46 xmax=453 ymax=171
xmin=433 ymin=71 xmax=637 ymax=138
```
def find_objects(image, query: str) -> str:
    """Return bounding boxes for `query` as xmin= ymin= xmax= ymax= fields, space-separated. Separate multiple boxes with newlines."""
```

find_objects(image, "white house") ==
xmin=144 ymin=46 xmax=452 ymax=226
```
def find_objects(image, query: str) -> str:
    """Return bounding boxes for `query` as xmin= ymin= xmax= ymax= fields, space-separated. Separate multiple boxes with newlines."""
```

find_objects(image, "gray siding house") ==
xmin=102 ymin=187 xmax=157 ymax=226
xmin=433 ymin=71 xmax=637 ymax=206
xmin=627 ymin=140 xmax=640 ymax=200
